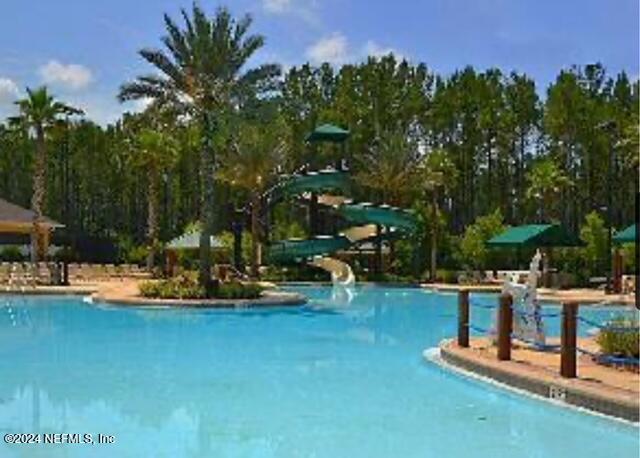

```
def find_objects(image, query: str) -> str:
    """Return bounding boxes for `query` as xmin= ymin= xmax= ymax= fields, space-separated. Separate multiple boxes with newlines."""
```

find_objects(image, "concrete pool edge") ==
xmin=431 ymin=340 xmax=639 ymax=423
xmin=91 ymin=286 xmax=307 ymax=309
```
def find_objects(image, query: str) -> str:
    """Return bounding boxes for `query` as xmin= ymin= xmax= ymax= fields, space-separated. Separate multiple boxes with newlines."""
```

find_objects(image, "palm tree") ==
xmin=418 ymin=149 xmax=457 ymax=280
xmin=10 ymin=87 xmax=82 ymax=263
xmin=218 ymin=120 xmax=288 ymax=278
xmin=356 ymin=131 xmax=419 ymax=206
xmin=356 ymin=129 xmax=420 ymax=275
xmin=127 ymin=123 xmax=179 ymax=271
xmin=118 ymin=4 xmax=280 ymax=295
xmin=526 ymin=158 xmax=572 ymax=222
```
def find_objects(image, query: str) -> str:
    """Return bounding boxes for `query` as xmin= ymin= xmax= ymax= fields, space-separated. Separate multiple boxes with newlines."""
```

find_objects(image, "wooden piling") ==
xmin=458 ymin=289 xmax=470 ymax=348
xmin=561 ymin=301 xmax=578 ymax=378
xmin=497 ymin=293 xmax=513 ymax=361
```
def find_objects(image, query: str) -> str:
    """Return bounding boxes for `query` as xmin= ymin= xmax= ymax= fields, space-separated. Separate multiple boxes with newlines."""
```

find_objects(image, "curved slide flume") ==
xmin=266 ymin=170 xmax=417 ymax=286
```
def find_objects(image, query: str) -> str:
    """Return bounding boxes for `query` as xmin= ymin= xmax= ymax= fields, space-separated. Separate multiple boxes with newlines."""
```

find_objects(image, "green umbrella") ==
xmin=305 ymin=124 xmax=350 ymax=143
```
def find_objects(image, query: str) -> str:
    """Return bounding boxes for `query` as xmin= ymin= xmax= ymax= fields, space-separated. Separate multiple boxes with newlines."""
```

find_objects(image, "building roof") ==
xmin=0 ymin=198 xmax=63 ymax=232
xmin=487 ymin=224 xmax=581 ymax=247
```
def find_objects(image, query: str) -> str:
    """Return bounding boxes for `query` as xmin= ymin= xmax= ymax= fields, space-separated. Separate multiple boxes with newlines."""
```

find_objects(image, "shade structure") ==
xmin=0 ymin=198 xmax=63 ymax=234
xmin=487 ymin=224 xmax=581 ymax=248
xmin=166 ymin=231 xmax=224 ymax=250
xmin=613 ymin=224 xmax=637 ymax=244
xmin=305 ymin=124 xmax=350 ymax=143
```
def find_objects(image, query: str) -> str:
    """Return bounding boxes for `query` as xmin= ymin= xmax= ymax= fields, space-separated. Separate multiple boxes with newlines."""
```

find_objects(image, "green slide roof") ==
xmin=487 ymin=224 xmax=581 ymax=247
xmin=613 ymin=224 xmax=636 ymax=244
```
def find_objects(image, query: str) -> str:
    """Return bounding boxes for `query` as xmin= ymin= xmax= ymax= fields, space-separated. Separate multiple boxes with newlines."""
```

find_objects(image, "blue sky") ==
xmin=0 ymin=0 xmax=637 ymax=124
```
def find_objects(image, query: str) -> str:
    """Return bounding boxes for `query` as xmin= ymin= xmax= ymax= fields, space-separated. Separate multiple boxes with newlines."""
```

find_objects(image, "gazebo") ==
xmin=0 ymin=198 xmax=64 ymax=259
xmin=165 ymin=231 xmax=225 ymax=276
xmin=487 ymin=224 xmax=581 ymax=287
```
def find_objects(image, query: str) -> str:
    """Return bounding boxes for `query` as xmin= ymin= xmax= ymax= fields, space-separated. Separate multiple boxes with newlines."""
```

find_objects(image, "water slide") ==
xmin=266 ymin=170 xmax=417 ymax=286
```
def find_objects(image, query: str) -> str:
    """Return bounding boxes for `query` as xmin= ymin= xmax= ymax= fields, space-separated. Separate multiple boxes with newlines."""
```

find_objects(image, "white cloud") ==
xmin=0 ymin=77 xmax=19 ymax=103
xmin=262 ymin=0 xmax=320 ymax=26
xmin=363 ymin=40 xmax=405 ymax=60
xmin=306 ymin=33 xmax=349 ymax=65
xmin=39 ymin=60 xmax=93 ymax=90
xmin=304 ymin=34 xmax=407 ymax=66
xmin=263 ymin=0 xmax=292 ymax=13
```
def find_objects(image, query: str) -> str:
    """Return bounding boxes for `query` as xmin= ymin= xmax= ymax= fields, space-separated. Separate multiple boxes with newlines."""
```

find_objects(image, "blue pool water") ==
xmin=0 ymin=286 xmax=637 ymax=457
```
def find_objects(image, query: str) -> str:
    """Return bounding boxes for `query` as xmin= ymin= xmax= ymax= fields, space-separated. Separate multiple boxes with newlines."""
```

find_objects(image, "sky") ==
xmin=0 ymin=0 xmax=637 ymax=125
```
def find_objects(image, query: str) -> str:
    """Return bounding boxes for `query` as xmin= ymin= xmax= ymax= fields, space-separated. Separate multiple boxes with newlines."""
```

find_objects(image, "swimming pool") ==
xmin=0 ymin=286 xmax=637 ymax=457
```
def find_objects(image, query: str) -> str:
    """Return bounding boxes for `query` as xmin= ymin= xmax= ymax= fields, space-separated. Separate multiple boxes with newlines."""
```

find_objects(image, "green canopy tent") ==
xmin=487 ymin=224 xmax=581 ymax=288
xmin=487 ymin=224 xmax=581 ymax=248
xmin=613 ymin=224 xmax=636 ymax=245
xmin=612 ymin=224 xmax=636 ymax=293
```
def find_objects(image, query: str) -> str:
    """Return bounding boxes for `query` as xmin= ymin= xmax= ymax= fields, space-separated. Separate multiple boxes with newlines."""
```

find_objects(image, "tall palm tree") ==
xmin=218 ymin=120 xmax=288 ymax=278
xmin=10 ymin=87 xmax=82 ymax=263
xmin=118 ymin=4 xmax=280 ymax=295
xmin=526 ymin=158 xmax=572 ymax=222
xmin=356 ymin=129 xmax=420 ymax=275
xmin=418 ymin=149 xmax=457 ymax=280
xmin=356 ymin=131 xmax=419 ymax=206
xmin=127 ymin=124 xmax=179 ymax=271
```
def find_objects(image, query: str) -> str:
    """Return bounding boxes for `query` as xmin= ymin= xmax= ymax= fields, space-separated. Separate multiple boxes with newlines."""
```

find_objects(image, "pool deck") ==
xmin=425 ymin=283 xmax=636 ymax=305
xmin=1 ymin=280 xmax=306 ymax=307
xmin=2 ymin=280 xmax=634 ymax=306
xmin=437 ymin=338 xmax=639 ymax=422
xmin=0 ymin=284 xmax=98 ymax=296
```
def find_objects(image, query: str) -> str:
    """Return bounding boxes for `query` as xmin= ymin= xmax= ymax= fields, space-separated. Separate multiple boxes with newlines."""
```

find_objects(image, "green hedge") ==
xmin=596 ymin=317 xmax=639 ymax=359
xmin=139 ymin=273 xmax=264 ymax=300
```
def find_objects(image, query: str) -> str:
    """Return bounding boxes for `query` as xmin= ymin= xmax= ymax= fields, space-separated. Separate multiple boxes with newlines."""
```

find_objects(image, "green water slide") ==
xmin=266 ymin=169 xmax=417 ymax=264
xmin=269 ymin=236 xmax=352 ymax=264
xmin=336 ymin=203 xmax=416 ymax=233
xmin=270 ymin=170 xmax=351 ymax=200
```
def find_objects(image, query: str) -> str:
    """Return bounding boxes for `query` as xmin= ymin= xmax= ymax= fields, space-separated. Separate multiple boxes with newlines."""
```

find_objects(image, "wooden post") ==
xmin=458 ymin=289 xmax=470 ymax=348
xmin=561 ymin=301 xmax=578 ymax=378
xmin=613 ymin=249 xmax=623 ymax=294
xmin=497 ymin=293 xmax=513 ymax=361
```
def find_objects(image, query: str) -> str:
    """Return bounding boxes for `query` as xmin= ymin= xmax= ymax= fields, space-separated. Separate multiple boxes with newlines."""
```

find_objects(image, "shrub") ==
xmin=456 ymin=209 xmax=506 ymax=270
xmin=580 ymin=211 xmax=608 ymax=277
xmin=117 ymin=236 xmax=149 ymax=265
xmin=435 ymin=269 xmax=458 ymax=284
xmin=595 ymin=316 xmax=639 ymax=359
xmin=0 ymin=246 xmax=25 ymax=262
xmin=216 ymin=282 xmax=264 ymax=299
xmin=139 ymin=273 xmax=205 ymax=299
xmin=139 ymin=272 xmax=264 ymax=300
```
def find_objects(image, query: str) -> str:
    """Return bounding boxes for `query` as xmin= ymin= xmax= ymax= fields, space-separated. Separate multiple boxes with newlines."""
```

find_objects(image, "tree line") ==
xmin=0 ymin=5 xmax=637 ymax=287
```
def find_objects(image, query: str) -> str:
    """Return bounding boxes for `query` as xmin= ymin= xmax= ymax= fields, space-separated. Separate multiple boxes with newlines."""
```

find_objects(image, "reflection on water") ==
xmin=0 ymin=290 xmax=636 ymax=457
